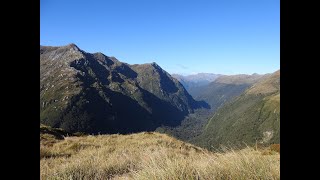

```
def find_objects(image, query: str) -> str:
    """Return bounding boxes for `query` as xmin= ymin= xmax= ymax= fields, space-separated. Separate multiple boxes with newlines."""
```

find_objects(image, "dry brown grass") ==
xmin=270 ymin=144 xmax=280 ymax=153
xmin=40 ymin=132 xmax=280 ymax=180
xmin=246 ymin=70 xmax=280 ymax=95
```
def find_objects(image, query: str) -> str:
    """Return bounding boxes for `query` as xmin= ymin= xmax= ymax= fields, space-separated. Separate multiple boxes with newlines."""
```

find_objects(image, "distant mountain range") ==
xmin=189 ymin=74 xmax=267 ymax=112
xmin=171 ymin=73 xmax=222 ymax=91
xmin=40 ymin=44 xmax=207 ymax=134
xmin=172 ymin=73 xmax=269 ymax=112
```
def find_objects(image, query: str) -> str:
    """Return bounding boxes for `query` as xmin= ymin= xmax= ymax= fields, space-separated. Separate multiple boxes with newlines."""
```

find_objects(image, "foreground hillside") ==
xmin=40 ymin=44 xmax=206 ymax=134
xmin=193 ymin=70 xmax=280 ymax=149
xmin=41 ymin=126 xmax=279 ymax=180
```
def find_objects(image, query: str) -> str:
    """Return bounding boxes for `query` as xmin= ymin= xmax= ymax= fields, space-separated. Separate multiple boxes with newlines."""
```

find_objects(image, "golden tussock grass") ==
xmin=40 ymin=132 xmax=280 ymax=180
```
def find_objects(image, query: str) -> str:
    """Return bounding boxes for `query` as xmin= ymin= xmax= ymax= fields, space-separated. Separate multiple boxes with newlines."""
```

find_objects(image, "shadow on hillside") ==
xmin=139 ymin=88 xmax=188 ymax=127
xmin=60 ymin=85 xmax=191 ymax=134
xmin=194 ymin=100 xmax=211 ymax=109
xmin=60 ymin=83 xmax=157 ymax=134
xmin=60 ymin=60 xmax=193 ymax=134
xmin=48 ymin=55 xmax=211 ymax=134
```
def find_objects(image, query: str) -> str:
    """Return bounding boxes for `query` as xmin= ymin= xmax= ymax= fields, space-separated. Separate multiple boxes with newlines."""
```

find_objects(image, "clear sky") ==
xmin=40 ymin=0 xmax=279 ymax=75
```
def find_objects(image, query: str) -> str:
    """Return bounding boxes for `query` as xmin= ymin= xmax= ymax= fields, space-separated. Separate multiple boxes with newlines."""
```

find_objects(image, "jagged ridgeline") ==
xmin=192 ymin=70 xmax=280 ymax=149
xmin=40 ymin=44 xmax=207 ymax=134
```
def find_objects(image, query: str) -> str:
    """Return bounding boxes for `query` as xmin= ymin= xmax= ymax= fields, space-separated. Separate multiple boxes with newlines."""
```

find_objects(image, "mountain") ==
xmin=171 ymin=73 xmax=221 ymax=91
xmin=192 ymin=70 xmax=280 ymax=149
xmin=190 ymin=74 xmax=267 ymax=112
xmin=40 ymin=44 xmax=206 ymax=134
xmin=156 ymin=74 xmax=266 ymax=141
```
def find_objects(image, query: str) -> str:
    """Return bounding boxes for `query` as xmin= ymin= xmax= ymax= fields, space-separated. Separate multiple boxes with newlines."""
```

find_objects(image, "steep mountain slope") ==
xmin=193 ymin=70 xmax=280 ymax=150
xmin=189 ymin=74 xmax=266 ymax=112
xmin=172 ymin=73 xmax=221 ymax=92
xmin=40 ymin=44 xmax=204 ymax=134
xmin=157 ymin=74 xmax=266 ymax=141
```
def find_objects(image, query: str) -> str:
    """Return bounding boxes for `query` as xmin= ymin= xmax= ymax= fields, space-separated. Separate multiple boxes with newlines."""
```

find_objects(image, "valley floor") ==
xmin=41 ymin=130 xmax=280 ymax=180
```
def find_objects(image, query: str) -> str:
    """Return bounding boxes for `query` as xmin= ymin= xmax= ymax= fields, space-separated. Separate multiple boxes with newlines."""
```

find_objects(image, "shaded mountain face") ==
xmin=172 ymin=73 xmax=221 ymax=91
xmin=40 ymin=44 xmax=206 ymax=134
xmin=192 ymin=70 xmax=280 ymax=150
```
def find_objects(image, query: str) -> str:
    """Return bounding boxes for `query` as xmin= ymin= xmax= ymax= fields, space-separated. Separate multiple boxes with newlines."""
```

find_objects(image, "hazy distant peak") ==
xmin=214 ymin=74 xmax=265 ymax=85
xmin=192 ymin=73 xmax=221 ymax=76
xmin=172 ymin=73 xmax=222 ymax=81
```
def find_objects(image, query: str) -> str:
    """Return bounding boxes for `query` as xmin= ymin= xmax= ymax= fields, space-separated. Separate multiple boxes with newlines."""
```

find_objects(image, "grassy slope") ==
xmin=192 ymin=70 xmax=280 ymax=150
xmin=189 ymin=74 xmax=266 ymax=112
xmin=41 ymin=130 xmax=279 ymax=180
xmin=193 ymin=93 xmax=280 ymax=149
xmin=155 ymin=74 xmax=267 ymax=142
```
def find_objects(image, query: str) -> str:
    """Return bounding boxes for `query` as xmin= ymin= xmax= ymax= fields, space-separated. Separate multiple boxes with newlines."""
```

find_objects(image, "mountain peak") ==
xmin=147 ymin=62 xmax=161 ymax=69
xmin=134 ymin=62 xmax=163 ymax=71
xmin=64 ymin=43 xmax=81 ymax=51
xmin=67 ymin=43 xmax=77 ymax=47
xmin=40 ymin=44 xmax=86 ymax=67
xmin=41 ymin=45 xmax=202 ymax=133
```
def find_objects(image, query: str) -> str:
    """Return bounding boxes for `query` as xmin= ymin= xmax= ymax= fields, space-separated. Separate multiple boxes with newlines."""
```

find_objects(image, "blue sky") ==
xmin=40 ymin=0 xmax=279 ymax=75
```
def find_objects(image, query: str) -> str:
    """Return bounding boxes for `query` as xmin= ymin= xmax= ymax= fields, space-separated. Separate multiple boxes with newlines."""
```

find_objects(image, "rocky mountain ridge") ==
xmin=40 ymin=44 xmax=207 ymax=134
